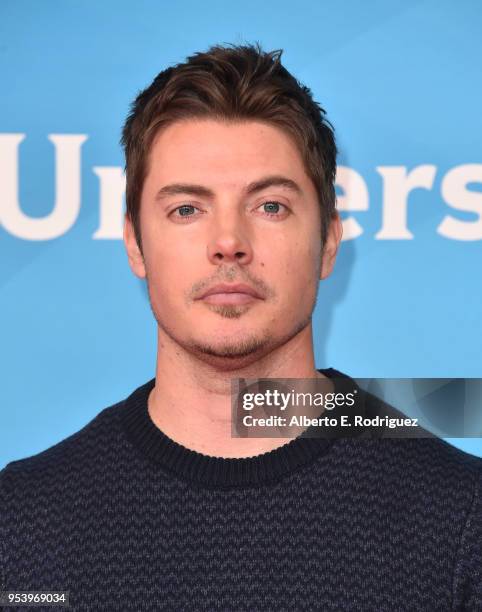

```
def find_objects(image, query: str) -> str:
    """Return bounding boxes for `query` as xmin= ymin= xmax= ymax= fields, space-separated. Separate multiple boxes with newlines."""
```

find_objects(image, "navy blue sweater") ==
xmin=1 ymin=368 xmax=481 ymax=610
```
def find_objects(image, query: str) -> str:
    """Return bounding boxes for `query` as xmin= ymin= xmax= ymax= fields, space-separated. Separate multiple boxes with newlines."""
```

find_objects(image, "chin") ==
xmin=189 ymin=331 xmax=272 ymax=364
xmin=191 ymin=351 xmax=268 ymax=373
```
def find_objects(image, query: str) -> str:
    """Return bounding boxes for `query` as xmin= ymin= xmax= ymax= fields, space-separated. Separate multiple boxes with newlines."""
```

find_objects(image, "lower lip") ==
xmin=201 ymin=292 xmax=259 ymax=305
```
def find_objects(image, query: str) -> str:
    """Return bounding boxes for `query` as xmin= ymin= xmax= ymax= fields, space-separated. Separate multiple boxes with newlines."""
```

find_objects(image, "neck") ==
xmin=147 ymin=322 xmax=333 ymax=458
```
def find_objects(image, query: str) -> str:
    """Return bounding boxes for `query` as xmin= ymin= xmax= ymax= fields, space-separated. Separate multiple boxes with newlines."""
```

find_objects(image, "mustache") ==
xmin=190 ymin=266 xmax=273 ymax=300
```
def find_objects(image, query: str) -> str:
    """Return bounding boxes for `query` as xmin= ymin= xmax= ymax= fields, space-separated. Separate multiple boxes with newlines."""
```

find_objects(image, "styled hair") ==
xmin=121 ymin=42 xmax=337 ymax=252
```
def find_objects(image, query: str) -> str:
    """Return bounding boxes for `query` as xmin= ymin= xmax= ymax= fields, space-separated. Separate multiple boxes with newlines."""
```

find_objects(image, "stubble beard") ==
xmin=145 ymin=270 xmax=316 ymax=365
xmin=150 ymin=302 xmax=313 ymax=366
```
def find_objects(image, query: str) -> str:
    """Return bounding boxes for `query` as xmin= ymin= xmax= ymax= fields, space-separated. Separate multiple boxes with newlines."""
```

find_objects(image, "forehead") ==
xmin=145 ymin=118 xmax=310 ymax=186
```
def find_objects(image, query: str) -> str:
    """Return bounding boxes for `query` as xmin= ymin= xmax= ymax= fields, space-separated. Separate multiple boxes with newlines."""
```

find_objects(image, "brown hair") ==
xmin=121 ymin=42 xmax=337 ymax=253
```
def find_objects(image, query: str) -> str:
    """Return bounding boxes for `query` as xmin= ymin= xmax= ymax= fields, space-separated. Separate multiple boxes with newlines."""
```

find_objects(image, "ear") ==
xmin=123 ymin=214 xmax=146 ymax=279
xmin=320 ymin=212 xmax=343 ymax=280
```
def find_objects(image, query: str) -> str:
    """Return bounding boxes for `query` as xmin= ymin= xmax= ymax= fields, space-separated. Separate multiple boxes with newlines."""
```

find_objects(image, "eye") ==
xmin=170 ymin=204 xmax=201 ymax=220
xmin=257 ymin=200 xmax=289 ymax=217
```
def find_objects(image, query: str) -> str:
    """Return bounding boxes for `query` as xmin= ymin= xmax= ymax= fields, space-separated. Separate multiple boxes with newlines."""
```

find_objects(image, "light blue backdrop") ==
xmin=1 ymin=0 xmax=481 ymax=467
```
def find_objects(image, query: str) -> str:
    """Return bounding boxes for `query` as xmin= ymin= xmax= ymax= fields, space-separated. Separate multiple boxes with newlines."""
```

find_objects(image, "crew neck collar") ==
xmin=120 ymin=367 xmax=355 ymax=488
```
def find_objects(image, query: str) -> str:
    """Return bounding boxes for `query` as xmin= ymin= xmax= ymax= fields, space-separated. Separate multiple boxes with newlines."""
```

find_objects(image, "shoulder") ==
xmin=331 ymin=433 xmax=482 ymax=538
xmin=0 ymin=391 xmax=143 ymax=590
xmin=324 ymin=368 xmax=482 ymax=515
xmin=326 ymin=366 xmax=482 ymax=473
xmin=0 ymin=396 xmax=127 ymax=499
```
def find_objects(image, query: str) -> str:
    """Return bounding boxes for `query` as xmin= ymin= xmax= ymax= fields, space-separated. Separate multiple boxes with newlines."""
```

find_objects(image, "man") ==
xmin=1 ymin=43 xmax=480 ymax=611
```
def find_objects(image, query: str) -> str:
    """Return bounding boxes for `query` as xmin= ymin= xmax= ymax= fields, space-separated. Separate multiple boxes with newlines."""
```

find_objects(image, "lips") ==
xmin=197 ymin=283 xmax=263 ymax=300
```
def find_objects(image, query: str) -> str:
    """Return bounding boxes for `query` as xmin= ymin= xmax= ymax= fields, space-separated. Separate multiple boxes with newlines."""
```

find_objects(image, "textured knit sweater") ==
xmin=1 ymin=367 xmax=481 ymax=611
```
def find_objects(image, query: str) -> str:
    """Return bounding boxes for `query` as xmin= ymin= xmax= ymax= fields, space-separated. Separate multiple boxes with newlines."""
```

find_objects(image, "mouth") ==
xmin=196 ymin=283 xmax=263 ymax=306
xmin=200 ymin=292 xmax=260 ymax=306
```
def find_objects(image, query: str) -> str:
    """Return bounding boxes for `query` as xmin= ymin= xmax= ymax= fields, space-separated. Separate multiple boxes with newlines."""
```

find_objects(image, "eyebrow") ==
xmin=154 ymin=175 xmax=303 ymax=201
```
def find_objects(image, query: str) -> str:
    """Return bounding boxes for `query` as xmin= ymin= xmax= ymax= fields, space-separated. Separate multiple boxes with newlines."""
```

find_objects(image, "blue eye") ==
xmin=260 ymin=201 xmax=286 ymax=216
xmin=176 ymin=205 xmax=197 ymax=217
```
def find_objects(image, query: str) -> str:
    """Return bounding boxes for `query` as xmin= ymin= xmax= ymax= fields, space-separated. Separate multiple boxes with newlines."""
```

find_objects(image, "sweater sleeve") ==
xmin=0 ymin=467 xmax=9 ymax=593
xmin=0 ymin=466 xmax=16 ymax=593
xmin=452 ymin=467 xmax=482 ymax=611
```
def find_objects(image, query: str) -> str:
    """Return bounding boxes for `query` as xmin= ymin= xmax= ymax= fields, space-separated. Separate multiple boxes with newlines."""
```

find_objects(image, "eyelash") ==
xmin=170 ymin=201 xmax=289 ymax=220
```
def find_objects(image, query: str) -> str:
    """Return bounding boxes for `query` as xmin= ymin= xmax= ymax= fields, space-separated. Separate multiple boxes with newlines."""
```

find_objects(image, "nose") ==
xmin=206 ymin=207 xmax=253 ymax=266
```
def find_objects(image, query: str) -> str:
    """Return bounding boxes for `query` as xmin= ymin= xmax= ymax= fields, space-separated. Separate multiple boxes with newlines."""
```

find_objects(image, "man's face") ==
xmin=124 ymin=118 xmax=340 ymax=369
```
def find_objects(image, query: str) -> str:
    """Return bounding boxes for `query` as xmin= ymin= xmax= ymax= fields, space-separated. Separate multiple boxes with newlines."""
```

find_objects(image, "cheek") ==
xmin=271 ymin=239 xmax=320 ymax=285
xmin=143 ymin=249 xmax=185 ymax=307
